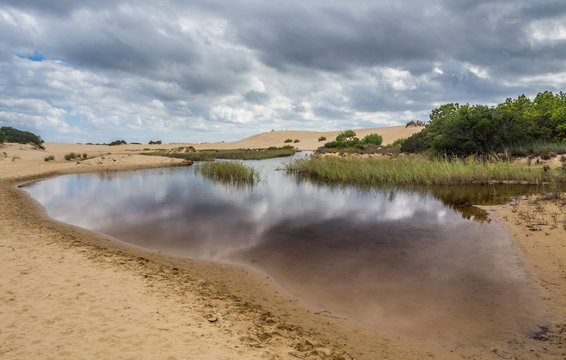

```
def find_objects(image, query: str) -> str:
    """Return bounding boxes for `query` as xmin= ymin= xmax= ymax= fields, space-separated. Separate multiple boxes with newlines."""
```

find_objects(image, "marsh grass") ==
xmin=504 ymin=141 xmax=566 ymax=158
xmin=286 ymin=155 xmax=566 ymax=186
xmin=196 ymin=161 xmax=259 ymax=184
xmin=149 ymin=147 xmax=296 ymax=161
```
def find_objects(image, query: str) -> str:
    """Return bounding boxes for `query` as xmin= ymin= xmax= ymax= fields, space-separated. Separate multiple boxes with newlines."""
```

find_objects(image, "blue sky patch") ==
xmin=17 ymin=51 xmax=45 ymax=62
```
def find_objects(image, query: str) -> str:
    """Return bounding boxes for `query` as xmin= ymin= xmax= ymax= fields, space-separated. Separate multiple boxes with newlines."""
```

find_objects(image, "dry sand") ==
xmin=1 ymin=126 xmax=565 ymax=359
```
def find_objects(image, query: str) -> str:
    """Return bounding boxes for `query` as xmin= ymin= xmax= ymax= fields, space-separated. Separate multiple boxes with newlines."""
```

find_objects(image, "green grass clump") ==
xmin=196 ymin=161 xmax=258 ymax=184
xmin=148 ymin=147 xmax=296 ymax=161
xmin=44 ymin=155 xmax=55 ymax=162
xmin=285 ymin=155 xmax=566 ymax=186
xmin=64 ymin=152 xmax=77 ymax=161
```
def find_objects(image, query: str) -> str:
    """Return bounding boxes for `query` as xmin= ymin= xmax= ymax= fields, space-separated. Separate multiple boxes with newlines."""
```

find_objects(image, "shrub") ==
xmin=336 ymin=130 xmax=357 ymax=142
xmin=284 ymin=139 xmax=293 ymax=143
xmin=149 ymin=140 xmax=162 ymax=145
xmin=405 ymin=120 xmax=426 ymax=128
xmin=390 ymin=137 xmax=407 ymax=148
xmin=82 ymin=153 xmax=87 ymax=160
xmin=318 ymin=136 xmax=327 ymax=142
xmin=361 ymin=133 xmax=383 ymax=146
xmin=0 ymin=126 xmax=44 ymax=149
xmin=44 ymin=155 xmax=55 ymax=162
xmin=293 ymin=139 xmax=300 ymax=143
xmin=64 ymin=152 xmax=77 ymax=161
xmin=108 ymin=140 xmax=127 ymax=146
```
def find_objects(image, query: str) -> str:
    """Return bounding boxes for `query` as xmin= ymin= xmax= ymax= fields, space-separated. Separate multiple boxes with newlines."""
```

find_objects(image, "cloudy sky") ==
xmin=1 ymin=0 xmax=566 ymax=143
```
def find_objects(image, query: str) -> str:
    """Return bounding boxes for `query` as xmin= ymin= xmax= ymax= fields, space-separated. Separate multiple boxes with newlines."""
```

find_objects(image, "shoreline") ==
xmin=1 ymin=144 xmax=565 ymax=358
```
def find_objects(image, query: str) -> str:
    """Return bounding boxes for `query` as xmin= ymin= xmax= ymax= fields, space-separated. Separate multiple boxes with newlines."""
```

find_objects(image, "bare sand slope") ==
xmin=193 ymin=125 xmax=424 ymax=151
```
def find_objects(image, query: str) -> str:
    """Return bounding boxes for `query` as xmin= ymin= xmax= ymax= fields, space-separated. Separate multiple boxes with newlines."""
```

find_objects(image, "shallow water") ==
xmin=23 ymin=156 xmax=543 ymax=342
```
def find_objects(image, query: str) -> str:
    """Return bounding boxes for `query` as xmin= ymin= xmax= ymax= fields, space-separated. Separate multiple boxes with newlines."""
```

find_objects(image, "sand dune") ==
xmin=193 ymin=125 xmax=423 ymax=151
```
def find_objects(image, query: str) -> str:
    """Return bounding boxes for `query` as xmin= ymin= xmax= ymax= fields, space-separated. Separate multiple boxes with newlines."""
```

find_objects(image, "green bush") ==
xmin=361 ymin=133 xmax=383 ymax=146
xmin=149 ymin=140 xmax=162 ymax=145
xmin=323 ymin=130 xmax=361 ymax=149
xmin=293 ymin=139 xmax=300 ymax=143
xmin=0 ymin=126 xmax=44 ymax=149
xmin=284 ymin=139 xmax=293 ymax=143
xmin=318 ymin=136 xmax=327 ymax=142
xmin=389 ymin=137 xmax=407 ymax=148
xmin=405 ymin=120 xmax=426 ymax=128
xmin=108 ymin=140 xmax=127 ymax=146
xmin=64 ymin=152 xmax=77 ymax=161
xmin=44 ymin=155 xmax=55 ymax=162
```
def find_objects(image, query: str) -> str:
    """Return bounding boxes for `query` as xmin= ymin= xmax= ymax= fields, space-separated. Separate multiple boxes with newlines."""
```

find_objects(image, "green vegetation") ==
xmin=108 ymin=140 xmax=127 ymax=146
xmin=44 ymin=155 xmax=55 ymax=162
xmin=322 ymin=130 xmax=383 ymax=151
xmin=148 ymin=146 xmax=296 ymax=161
xmin=0 ymin=126 xmax=44 ymax=149
xmin=284 ymin=139 xmax=293 ymax=143
xmin=64 ymin=152 xmax=79 ymax=161
xmin=504 ymin=141 xmax=566 ymax=158
xmin=388 ymin=137 xmax=407 ymax=148
xmin=361 ymin=133 xmax=383 ymax=146
xmin=293 ymin=139 xmax=300 ymax=143
xmin=286 ymin=156 xmax=565 ymax=186
xmin=195 ymin=161 xmax=258 ymax=184
xmin=405 ymin=120 xmax=426 ymax=128
xmin=318 ymin=136 xmax=327 ymax=142
xmin=149 ymin=140 xmax=162 ymax=145
xmin=402 ymin=91 xmax=566 ymax=156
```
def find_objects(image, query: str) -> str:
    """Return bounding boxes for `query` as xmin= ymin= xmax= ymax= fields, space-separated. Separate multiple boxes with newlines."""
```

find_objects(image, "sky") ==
xmin=1 ymin=0 xmax=566 ymax=144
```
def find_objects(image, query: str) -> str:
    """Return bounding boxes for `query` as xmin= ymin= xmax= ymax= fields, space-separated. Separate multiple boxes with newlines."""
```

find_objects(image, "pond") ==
xmin=22 ymin=155 xmax=543 ymax=343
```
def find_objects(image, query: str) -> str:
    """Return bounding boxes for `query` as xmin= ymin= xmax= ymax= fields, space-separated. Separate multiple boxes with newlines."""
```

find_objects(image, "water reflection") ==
xmin=23 ymin=158 xmax=542 ymax=342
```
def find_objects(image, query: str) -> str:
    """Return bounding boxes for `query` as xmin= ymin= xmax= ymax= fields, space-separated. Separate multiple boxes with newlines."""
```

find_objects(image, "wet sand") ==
xmin=1 ymin=129 xmax=566 ymax=359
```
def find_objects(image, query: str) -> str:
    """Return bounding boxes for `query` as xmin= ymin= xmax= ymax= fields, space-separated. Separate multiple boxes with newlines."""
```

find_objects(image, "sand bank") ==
xmin=1 ymin=126 xmax=565 ymax=359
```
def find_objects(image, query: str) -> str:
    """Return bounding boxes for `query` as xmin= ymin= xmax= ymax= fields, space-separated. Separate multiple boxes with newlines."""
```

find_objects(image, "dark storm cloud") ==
xmin=0 ymin=0 xmax=565 ymax=142
xmin=1 ymin=0 xmax=118 ymax=17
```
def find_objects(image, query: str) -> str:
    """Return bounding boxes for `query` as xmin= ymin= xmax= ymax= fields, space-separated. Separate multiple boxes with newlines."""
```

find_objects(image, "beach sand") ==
xmin=1 ymin=126 xmax=565 ymax=359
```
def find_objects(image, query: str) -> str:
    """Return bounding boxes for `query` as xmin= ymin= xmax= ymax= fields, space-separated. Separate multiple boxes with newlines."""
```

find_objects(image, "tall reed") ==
xmin=196 ymin=161 xmax=258 ymax=184
xmin=285 ymin=155 xmax=565 ymax=186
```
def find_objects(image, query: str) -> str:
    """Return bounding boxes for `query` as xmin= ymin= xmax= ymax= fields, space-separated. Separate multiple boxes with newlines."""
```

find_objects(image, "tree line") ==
xmin=402 ymin=91 xmax=566 ymax=156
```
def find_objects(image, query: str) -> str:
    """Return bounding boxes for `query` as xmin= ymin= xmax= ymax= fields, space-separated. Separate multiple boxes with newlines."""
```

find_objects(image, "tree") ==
xmin=402 ymin=92 xmax=566 ymax=156
xmin=0 ymin=126 xmax=44 ymax=149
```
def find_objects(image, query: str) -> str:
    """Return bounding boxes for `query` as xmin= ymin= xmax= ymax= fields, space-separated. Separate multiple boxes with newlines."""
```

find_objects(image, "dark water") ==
xmin=23 ymin=156 xmax=543 ymax=342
